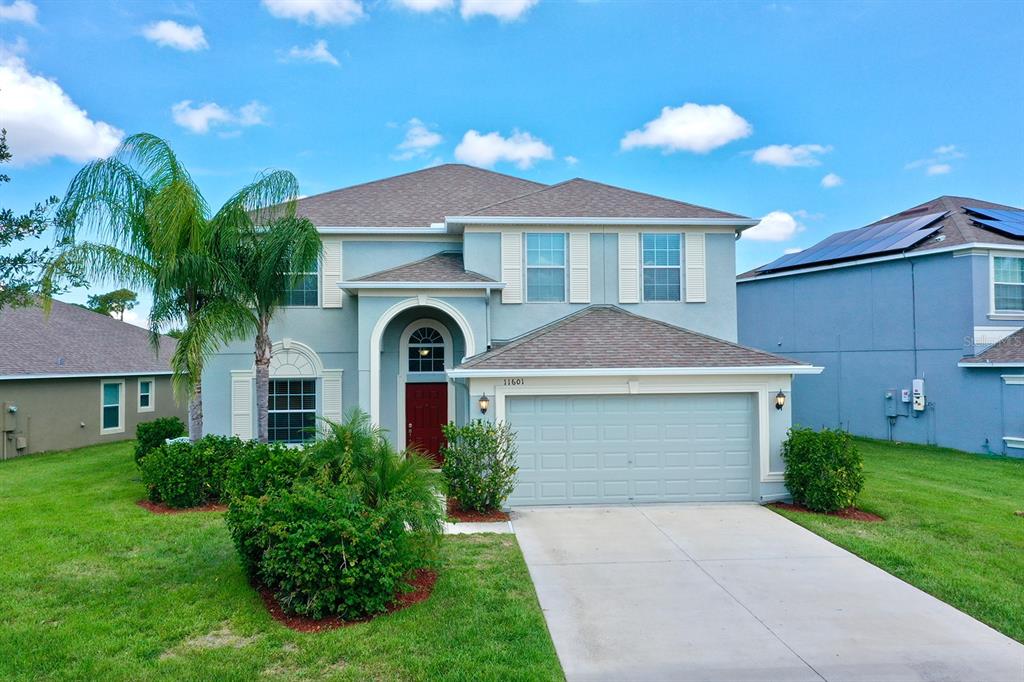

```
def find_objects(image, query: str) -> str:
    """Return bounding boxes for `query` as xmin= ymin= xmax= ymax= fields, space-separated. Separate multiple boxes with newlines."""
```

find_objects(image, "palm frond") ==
xmin=211 ymin=169 xmax=300 ymax=231
xmin=169 ymin=299 xmax=257 ymax=399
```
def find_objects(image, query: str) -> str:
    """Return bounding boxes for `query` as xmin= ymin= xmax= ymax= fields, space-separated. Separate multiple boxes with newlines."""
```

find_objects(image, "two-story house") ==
xmin=738 ymin=196 xmax=1024 ymax=456
xmin=203 ymin=164 xmax=819 ymax=505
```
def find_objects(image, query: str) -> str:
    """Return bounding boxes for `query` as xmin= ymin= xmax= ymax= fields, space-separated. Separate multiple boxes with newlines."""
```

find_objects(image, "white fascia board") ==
xmin=447 ymin=365 xmax=823 ymax=379
xmin=317 ymin=224 xmax=448 ymax=235
xmin=1004 ymin=436 xmax=1024 ymax=449
xmin=738 ymin=242 xmax=1024 ymax=283
xmin=1 ymin=370 xmax=174 ymax=381
xmin=338 ymin=281 xmax=504 ymax=290
xmin=959 ymin=361 xmax=1024 ymax=368
xmin=446 ymin=216 xmax=759 ymax=228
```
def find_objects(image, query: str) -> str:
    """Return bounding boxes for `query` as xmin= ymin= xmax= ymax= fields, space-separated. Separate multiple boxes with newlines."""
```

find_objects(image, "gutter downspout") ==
xmin=484 ymin=287 xmax=492 ymax=350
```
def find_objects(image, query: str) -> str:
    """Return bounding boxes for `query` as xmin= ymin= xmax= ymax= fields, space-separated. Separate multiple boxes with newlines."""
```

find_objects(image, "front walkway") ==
xmin=512 ymin=504 xmax=1024 ymax=682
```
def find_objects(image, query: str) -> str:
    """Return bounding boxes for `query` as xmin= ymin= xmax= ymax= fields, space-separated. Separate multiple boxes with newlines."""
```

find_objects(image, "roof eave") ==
xmin=0 ymin=370 xmax=174 ymax=381
xmin=446 ymin=216 xmax=758 ymax=228
xmin=316 ymin=224 xmax=451 ymax=235
xmin=448 ymin=365 xmax=822 ymax=378
xmin=958 ymin=361 xmax=1024 ymax=368
xmin=339 ymin=281 xmax=504 ymax=290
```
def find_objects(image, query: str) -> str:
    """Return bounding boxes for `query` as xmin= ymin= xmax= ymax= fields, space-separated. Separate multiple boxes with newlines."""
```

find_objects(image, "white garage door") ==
xmin=507 ymin=393 xmax=757 ymax=506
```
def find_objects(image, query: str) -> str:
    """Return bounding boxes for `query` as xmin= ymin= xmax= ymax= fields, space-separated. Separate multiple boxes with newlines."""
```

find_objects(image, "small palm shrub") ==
xmin=140 ymin=434 xmax=245 ymax=507
xmin=781 ymin=427 xmax=864 ymax=513
xmin=440 ymin=420 xmax=518 ymax=512
xmin=134 ymin=416 xmax=186 ymax=466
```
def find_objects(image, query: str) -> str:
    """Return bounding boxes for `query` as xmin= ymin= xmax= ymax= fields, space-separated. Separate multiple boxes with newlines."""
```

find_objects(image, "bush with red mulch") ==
xmin=136 ymin=500 xmax=227 ymax=515
xmin=446 ymin=498 xmax=510 ymax=522
xmin=771 ymin=501 xmax=883 ymax=523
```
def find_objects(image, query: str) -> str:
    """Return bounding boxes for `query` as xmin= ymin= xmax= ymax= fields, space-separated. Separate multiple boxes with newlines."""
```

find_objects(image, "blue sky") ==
xmin=2 ymin=0 xmax=1023 ymax=325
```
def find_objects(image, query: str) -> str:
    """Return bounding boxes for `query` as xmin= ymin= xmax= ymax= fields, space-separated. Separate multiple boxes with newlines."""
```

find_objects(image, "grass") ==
xmin=771 ymin=437 xmax=1024 ymax=643
xmin=0 ymin=442 xmax=563 ymax=681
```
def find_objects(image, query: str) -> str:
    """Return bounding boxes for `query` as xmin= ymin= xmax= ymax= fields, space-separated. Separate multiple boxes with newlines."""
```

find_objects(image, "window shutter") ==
xmin=321 ymin=237 xmax=343 ymax=308
xmin=322 ymin=370 xmax=343 ymax=424
xmin=501 ymin=231 xmax=523 ymax=304
xmin=685 ymin=232 xmax=707 ymax=303
xmin=618 ymin=231 xmax=640 ymax=303
xmin=230 ymin=371 xmax=252 ymax=440
xmin=569 ymin=232 xmax=591 ymax=303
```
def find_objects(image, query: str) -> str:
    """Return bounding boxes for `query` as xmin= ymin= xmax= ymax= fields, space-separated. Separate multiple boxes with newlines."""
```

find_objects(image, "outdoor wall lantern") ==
xmin=478 ymin=393 xmax=490 ymax=415
xmin=775 ymin=390 xmax=786 ymax=411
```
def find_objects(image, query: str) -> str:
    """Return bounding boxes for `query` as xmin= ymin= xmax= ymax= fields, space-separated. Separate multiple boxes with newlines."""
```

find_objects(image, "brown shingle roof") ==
xmin=458 ymin=305 xmax=804 ymax=371
xmin=0 ymin=300 xmax=176 ymax=378
xmin=466 ymin=178 xmax=747 ymax=220
xmin=961 ymin=328 xmax=1024 ymax=366
xmin=294 ymin=164 xmax=545 ymax=227
xmin=351 ymin=252 xmax=495 ymax=283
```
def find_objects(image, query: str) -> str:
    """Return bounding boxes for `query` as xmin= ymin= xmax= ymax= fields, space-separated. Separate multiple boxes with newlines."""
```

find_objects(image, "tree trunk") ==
xmin=188 ymin=381 xmax=203 ymax=442
xmin=254 ymin=315 xmax=272 ymax=444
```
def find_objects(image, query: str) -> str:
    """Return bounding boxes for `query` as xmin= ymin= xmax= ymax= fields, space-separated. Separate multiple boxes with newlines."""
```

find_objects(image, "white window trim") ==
xmin=640 ymin=232 xmax=683 ymax=302
xmin=991 ymin=252 xmax=1024 ymax=317
xmin=397 ymin=318 xmax=456 ymax=451
xmin=280 ymin=269 xmax=321 ymax=308
xmin=267 ymin=377 xmax=318 ymax=444
xmin=137 ymin=376 xmax=155 ymax=413
xmin=524 ymin=232 xmax=568 ymax=303
xmin=100 ymin=379 xmax=125 ymax=435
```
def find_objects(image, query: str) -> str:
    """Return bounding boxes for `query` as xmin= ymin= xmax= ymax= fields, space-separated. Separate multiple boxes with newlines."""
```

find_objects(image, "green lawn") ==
xmin=772 ymin=437 xmax=1024 ymax=643
xmin=0 ymin=442 xmax=563 ymax=681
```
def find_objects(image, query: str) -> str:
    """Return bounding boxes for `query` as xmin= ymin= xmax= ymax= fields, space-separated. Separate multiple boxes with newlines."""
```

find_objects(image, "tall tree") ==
xmin=87 ymin=288 xmax=138 ymax=320
xmin=45 ymin=133 xmax=300 ymax=440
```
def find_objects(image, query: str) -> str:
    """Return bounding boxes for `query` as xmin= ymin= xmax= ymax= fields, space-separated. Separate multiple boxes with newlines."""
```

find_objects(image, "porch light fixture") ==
xmin=478 ymin=393 xmax=490 ymax=415
xmin=775 ymin=390 xmax=786 ymax=411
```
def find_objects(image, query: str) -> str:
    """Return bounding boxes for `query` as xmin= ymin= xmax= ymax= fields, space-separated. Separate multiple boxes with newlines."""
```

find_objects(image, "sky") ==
xmin=2 ymin=0 xmax=1023 ymax=327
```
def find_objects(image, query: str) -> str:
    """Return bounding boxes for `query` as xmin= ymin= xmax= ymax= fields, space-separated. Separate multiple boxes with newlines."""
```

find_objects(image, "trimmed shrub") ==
xmin=134 ymin=416 xmax=186 ymax=466
xmin=223 ymin=441 xmax=310 ymax=503
xmin=782 ymin=427 xmax=864 ymax=513
xmin=440 ymin=420 xmax=518 ymax=512
xmin=140 ymin=434 xmax=246 ymax=508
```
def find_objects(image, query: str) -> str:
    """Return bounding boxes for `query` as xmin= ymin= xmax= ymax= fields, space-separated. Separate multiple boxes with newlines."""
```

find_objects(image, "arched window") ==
xmin=408 ymin=326 xmax=445 ymax=373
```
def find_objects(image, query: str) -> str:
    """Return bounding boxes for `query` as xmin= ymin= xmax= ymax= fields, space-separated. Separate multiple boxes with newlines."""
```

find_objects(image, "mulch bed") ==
xmin=257 ymin=569 xmax=438 ymax=633
xmin=446 ymin=498 xmax=510 ymax=522
xmin=771 ymin=501 xmax=884 ymax=523
xmin=136 ymin=499 xmax=227 ymax=515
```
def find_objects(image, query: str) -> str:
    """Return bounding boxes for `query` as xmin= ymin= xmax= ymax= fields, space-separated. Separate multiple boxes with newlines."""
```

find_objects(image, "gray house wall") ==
xmin=738 ymin=251 xmax=1023 ymax=455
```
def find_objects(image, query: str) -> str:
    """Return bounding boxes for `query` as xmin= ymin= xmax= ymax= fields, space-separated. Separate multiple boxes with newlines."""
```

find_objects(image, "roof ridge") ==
xmin=465 ymin=178 xmax=578 ymax=215
xmin=461 ymin=306 xmax=602 ymax=366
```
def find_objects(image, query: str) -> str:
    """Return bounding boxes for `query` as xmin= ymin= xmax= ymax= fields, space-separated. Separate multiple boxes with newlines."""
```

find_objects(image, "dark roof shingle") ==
xmin=458 ymin=305 xmax=804 ymax=371
xmin=351 ymin=252 xmax=495 ymax=283
xmin=961 ymin=328 xmax=1024 ymax=366
xmin=0 ymin=300 xmax=176 ymax=378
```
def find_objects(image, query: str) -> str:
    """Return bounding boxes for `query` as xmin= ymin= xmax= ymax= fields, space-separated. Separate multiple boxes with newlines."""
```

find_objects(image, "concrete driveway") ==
xmin=512 ymin=504 xmax=1024 ymax=682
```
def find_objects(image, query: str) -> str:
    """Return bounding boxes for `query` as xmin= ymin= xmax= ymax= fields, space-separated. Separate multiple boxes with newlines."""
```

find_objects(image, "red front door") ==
xmin=405 ymin=382 xmax=448 ymax=463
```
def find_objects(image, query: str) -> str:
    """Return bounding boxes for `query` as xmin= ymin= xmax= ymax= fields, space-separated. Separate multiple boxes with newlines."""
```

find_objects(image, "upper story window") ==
xmin=994 ymin=255 xmax=1024 ymax=313
xmin=642 ymin=233 xmax=681 ymax=302
xmin=526 ymin=233 xmax=566 ymax=302
xmin=283 ymin=271 xmax=319 ymax=307
xmin=408 ymin=327 xmax=445 ymax=372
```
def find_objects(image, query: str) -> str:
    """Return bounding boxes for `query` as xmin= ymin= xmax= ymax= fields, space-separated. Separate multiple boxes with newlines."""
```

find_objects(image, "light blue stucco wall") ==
xmin=738 ymin=251 xmax=1023 ymax=456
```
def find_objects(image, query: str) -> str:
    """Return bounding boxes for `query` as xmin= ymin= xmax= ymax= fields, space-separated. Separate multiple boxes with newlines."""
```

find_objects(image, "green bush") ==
xmin=134 ymin=416 xmax=186 ymax=466
xmin=223 ymin=440 xmax=310 ymax=503
xmin=781 ymin=427 xmax=864 ymax=512
xmin=140 ymin=434 xmax=245 ymax=508
xmin=440 ymin=420 xmax=518 ymax=512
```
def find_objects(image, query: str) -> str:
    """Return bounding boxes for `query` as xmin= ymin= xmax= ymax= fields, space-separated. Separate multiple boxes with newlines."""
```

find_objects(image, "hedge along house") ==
xmin=737 ymin=196 xmax=1024 ymax=457
xmin=203 ymin=164 xmax=820 ymax=505
xmin=0 ymin=300 xmax=186 ymax=458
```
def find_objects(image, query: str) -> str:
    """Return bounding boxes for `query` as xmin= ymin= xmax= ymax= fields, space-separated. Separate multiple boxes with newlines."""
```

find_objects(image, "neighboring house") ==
xmin=203 ymin=164 xmax=819 ymax=505
xmin=0 ymin=300 xmax=185 ymax=458
xmin=738 ymin=196 xmax=1024 ymax=456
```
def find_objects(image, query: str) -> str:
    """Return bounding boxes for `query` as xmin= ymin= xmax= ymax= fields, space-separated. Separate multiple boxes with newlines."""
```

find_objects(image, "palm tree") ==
xmin=44 ymin=133 xmax=301 ymax=440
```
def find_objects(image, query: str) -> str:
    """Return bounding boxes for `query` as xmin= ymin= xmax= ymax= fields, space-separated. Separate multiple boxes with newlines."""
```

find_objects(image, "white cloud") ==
xmin=752 ymin=143 xmax=831 ymax=167
xmin=281 ymin=39 xmax=339 ymax=66
xmin=745 ymin=210 xmax=802 ymax=242
xmin=564 ymin=155 xmax=578 ymax=166
xmin=392 ymin=118 xmax=442 ymax=160
xmin=120 ymin=309 xmax=148 ymax=329
xmin=141 ymin=20 xmax=208 ymax=51
xmin=792 ymin=209 xmax=824 ymax=220
xmin=460 ymin=0 xmax=538 ymax=21
xmin=0 ymin=0 xmax=37 ymax=25
xmin=620 ymin=103 xmax=752 ymax=154
xmin=906 ymin=144 xmax=964 ymax=174
xmin=933 ymin=144 xmax=959 ymax=156
xmin=171 ymin=99 xmax=267 ymax=134
xmin=821 ymin=172 xmax=843 ymax=188
xmin=0 ymin=50 xmax=123 ymax=166
xmin=395 ymin=0 xmax=454 ymax=11
xmin=454 ymin=129 xmax=553 ymax=169
xmin=926 ymin=163 xmax=951 ymax=176
xmin=261 ymin=0 xmax=364 ymax=25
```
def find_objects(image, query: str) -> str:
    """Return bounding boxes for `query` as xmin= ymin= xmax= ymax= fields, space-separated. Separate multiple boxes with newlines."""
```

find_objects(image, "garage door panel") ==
xmin=508 ymin=393 xmax=756 ymax=506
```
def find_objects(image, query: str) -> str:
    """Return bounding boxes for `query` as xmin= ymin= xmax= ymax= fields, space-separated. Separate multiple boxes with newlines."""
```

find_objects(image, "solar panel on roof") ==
xmin=963 ymin=206 xmax=1024 ymax=238
xmin=756 ymin=211 xmax=947 ymax=274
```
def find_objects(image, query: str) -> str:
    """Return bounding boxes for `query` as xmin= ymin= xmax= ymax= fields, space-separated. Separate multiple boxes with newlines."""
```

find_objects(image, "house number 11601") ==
xmin=503 ymin=378 xmax=525 ymax=386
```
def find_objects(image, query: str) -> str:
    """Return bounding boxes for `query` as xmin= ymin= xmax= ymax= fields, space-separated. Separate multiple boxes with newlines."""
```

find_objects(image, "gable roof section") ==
xmin=0 ymin=300 xmax=176 ymax=379
xmin=960 ymin=327 xmax=1024 ymax=367
xmin=351 ymin=252 xmax=495 ymax=283
xmin=454 ymin=305 xmax=807 ymax=373
xmin=294 ymin=164 xmax=545 ymax=227
xmin=464 ymin=178 xmax=748 ymax=220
